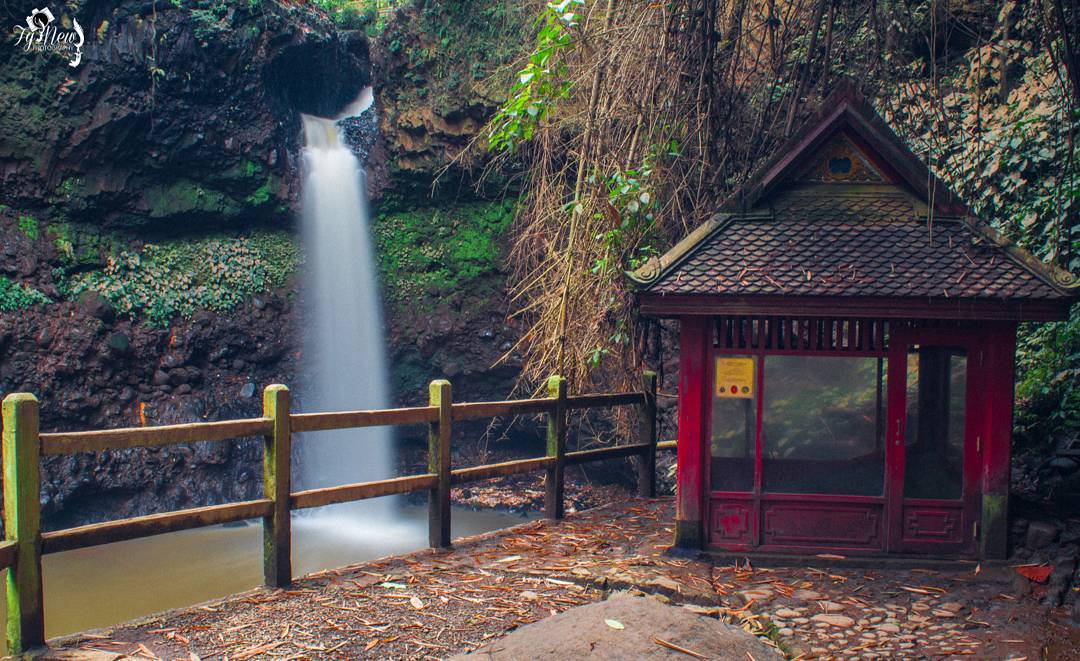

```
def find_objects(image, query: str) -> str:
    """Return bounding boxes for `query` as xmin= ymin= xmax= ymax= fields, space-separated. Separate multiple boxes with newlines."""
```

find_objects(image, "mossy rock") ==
xmin=372 ymin=199 xmax=515 ymax=309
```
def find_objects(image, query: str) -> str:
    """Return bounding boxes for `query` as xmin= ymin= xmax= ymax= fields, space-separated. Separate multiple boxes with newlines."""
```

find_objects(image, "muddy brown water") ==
xmin=0 ymin=505 xmax=532 ymax=650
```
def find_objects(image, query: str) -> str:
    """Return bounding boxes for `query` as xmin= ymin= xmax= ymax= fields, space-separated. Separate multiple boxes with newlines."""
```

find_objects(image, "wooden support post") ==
xmin=545 ymin=375 xmax=568 ymax=520
xmin=638 ymin=371 xmax=659 ymax=498
xmin=981 ymin=324 xmax=1017 ymax=559
xmin=675 ymin=317 xmax=709 ymax=550
xmin=262 ymin=385 xmax=292 ymax=588
xmin=3 ymin=393 xmax=44 ymax=653
xmin=428 ymin=380 xmax=452 ymax=548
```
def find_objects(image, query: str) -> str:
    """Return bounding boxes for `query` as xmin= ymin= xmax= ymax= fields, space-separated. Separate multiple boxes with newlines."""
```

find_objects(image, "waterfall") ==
xmin=297 ymin=88 xmax=393 ymax=519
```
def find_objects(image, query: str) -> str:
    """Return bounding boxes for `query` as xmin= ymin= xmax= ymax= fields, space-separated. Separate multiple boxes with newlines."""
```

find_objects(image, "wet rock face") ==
xmin=0 ymin=0 xmax=535 ymax=529
xmin=0 ymin=289 xmax=299 ymax=531
xmin=0 ymin=210 xmax=527 ymax=529
xmin=0 ymin=0 xmax=371 ymax=230
xmin=337 ymin=111 xmax=380 ymax=167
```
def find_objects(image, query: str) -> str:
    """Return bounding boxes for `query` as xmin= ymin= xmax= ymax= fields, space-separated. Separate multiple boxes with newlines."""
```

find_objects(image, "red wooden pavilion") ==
xmin=632 ymin=84 xmax=1078 ymax=560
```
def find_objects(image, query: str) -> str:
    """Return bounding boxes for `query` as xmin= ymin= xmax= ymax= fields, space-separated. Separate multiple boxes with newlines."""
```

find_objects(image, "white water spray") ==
xmin=298 ymin=88 xmax=394 ymax=520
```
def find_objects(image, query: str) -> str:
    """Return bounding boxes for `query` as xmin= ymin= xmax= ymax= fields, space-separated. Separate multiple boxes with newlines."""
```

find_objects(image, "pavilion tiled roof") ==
xmin=632 ymin=82 xmax=1078 ymax=307
xmin=645 ymin=189 xmax=1070 ymax=300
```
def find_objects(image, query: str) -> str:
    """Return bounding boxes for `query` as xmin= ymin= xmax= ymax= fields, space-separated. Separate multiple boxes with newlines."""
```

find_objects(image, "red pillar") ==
xmin=675 ymin=316 xmax=710 ymax=550
xmin=980 ymin=322 xmax=1017 ymax=559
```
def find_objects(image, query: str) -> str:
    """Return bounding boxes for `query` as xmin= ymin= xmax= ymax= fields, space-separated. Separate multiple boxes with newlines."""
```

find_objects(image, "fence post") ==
xmin=545 ymin=375 xmax=568 ymax=520
xmin=428 ymin=380 xmax=452 ymax=548
xmin=638 ymin=370 xmax=659 ymax=498
xmin=262 ymin=385 xmax=292 ymax=588
xmin=3 ymin=393 xmax=44 ymax=653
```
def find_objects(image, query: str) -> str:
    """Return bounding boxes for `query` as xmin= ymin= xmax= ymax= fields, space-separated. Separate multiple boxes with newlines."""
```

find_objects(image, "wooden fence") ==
xmin=0 ymin=372 xmax=674 ymax=653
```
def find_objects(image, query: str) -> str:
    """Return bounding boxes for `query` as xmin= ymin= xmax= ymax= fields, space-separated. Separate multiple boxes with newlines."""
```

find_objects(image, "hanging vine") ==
xmin=471 ymin=0 xmax=1078 ymax=417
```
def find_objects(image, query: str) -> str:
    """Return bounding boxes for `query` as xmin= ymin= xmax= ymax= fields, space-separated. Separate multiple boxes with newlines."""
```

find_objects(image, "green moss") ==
xmin=143 ymin=180 xmax=240 ymax=218
xmin=980 ymin=493 xmax=1008 ymax=558
xmin=67 ymin=230 xmax=302 ymax=326
xmin=55 ymin=177 xmax=81 ymax=199
xmin=0 ymin=52 xmax=80 ymax=171
xmin=372 ymin=199 xmax=514 ymax=307
xmin=0 ymin=276 xmax=50 ymax=311
xmin=46 ymin=221 xmax=118 ymax=267
xmin=245 ymin=176 xmax=273 ymax=206
xmin=17 ymin=215 xmax=39 ymax=240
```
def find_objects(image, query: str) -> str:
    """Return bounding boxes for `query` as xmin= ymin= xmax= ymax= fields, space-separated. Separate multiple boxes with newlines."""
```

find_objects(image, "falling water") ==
xmin=298 ymin=89 xmax=393 ymax=520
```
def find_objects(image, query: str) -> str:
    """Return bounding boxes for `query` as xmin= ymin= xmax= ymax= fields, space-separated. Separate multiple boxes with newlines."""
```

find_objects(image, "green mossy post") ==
xmin=262 ymin=385 xmax=292 ymax=588
xmin=428 ymin=380 xmax=452 ymax=548
xmin=638 ymin=371 xmax=659 ymax=498
xmin=2 ymin=393 xmax=44 ymax=653
xmin=545 ymin=376 xmax=568 ymax=520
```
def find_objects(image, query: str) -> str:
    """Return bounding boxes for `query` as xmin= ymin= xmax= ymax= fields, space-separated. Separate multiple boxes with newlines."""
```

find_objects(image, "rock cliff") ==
xmin=0 ymin=0 xmax=528 ymax=528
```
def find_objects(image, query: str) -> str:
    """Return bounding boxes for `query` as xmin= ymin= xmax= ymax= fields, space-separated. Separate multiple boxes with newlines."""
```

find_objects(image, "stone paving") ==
xmin=46 ymin=497 xmax=1075 ymax=660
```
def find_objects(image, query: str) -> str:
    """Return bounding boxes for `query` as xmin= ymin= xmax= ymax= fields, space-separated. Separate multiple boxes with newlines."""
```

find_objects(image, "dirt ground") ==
xmin=44 ymin=497 xmax=1078 ymax=660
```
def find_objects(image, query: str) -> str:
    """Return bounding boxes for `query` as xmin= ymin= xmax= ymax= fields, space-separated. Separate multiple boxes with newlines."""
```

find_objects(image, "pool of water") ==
xmin=2 ymin=504 xmax=532 ymax=646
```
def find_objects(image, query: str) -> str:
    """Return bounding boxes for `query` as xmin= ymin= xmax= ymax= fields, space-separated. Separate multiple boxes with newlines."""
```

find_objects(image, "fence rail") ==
xmin=0 ymin=372 xmax=670 ymax=653
xmin=39 ymin=417 xmax=273 ymax=455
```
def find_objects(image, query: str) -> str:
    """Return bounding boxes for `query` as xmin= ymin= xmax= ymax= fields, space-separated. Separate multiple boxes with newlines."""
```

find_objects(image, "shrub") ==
xmin=17 ymin=215 xmax=39 ymax=240
xmin=312 ymin=0 xmax=381 ymax=30
xmin=0 ymin=276 xmax=50 ymax=311
xmin=67 ymin=230 xmax=302 ymax=326
xmin=1015 ymin=307 xmax=1080 ymax=447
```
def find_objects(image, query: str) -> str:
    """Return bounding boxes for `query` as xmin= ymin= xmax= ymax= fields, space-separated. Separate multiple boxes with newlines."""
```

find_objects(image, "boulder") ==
xmin=106 ymin=332 xmax=131 ymax=354
xmin=1026 ymin=521 xmax=1059 ymax=549
xmin=1048 ymin=457 xmax=1079 ymax=473
xmin=452 ymin=594 xmax=780 ymax=660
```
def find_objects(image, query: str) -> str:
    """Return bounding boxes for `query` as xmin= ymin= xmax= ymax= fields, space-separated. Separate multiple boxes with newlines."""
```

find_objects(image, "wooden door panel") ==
xmin=887 ymin=328 xmax=982 ymax=556
xmin=709 ymin=500 xmax=754 ymax=544
xmin=762 ymin=501 xmax=884 ymax=550
xmin=902 ymin=502 xmax=964 ymax=545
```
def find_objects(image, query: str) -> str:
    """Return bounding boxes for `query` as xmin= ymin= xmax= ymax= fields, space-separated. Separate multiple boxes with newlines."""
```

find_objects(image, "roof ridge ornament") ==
xmin=630 ymin=255 xmax=663 ymax=285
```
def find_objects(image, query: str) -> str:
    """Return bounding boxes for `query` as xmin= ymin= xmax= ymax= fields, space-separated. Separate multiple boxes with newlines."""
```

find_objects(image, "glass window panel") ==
xmin=762 ymin=356 xmax=885 ymax=495
xmin=903 ymin=346 xmax=966 ymax=500
xmin=710 ymin=355 xmax=755 ymax=492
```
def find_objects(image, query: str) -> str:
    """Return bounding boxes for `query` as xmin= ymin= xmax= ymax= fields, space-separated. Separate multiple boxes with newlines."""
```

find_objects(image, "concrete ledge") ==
xmin=706 ymin=550 xmax=997 ymax=571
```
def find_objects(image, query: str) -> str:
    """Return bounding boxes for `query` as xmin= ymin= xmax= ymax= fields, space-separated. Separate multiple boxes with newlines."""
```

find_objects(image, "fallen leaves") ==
xmin=1014 ymin=564 xmax=1052 ymax=583
xmin=232 ymin=640 xmax=286 ymax=660
xmin=40 ymin=498 xmax=1050 ymax=661
xmin=898 ymin=585 xmax=937 ymax=595
xmin=652 ymin=635 xmax=707 ymax=659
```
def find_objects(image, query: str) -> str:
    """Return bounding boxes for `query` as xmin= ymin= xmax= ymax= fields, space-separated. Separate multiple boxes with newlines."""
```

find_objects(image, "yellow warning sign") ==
xmin=715 ymin=357 xmax=755 ymax=398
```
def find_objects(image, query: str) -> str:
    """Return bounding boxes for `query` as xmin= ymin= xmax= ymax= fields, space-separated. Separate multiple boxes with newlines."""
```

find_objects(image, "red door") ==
xmin=886 ymin=328 xmax=983 ymax=555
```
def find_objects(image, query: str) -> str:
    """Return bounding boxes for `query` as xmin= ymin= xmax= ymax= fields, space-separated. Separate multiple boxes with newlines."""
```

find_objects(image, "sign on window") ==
xmin=715 ymin=357 xmax=755 ymax=398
